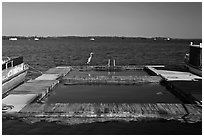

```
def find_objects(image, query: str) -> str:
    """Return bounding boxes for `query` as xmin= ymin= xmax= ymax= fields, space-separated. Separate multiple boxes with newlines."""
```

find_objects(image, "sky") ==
xmin=2 ymin=2 xmax=202 ymax=39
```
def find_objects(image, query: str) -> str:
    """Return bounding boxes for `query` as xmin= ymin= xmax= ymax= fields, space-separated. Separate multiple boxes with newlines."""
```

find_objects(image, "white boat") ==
xmin=34 ymin=38 xmax=39 ymax=41
xmin=9 ymin=38 xmax=17 ymax=41
xmin=2 ymin=56 xmax=29 ymax=95
xmin=90 ymin=38 xmax=95 ymax=41
xmin=184 ymin=42 xmax=202 ymax=76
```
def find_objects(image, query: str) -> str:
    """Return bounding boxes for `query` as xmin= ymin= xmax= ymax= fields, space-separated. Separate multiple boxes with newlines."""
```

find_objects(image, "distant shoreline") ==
xmin=2 ymin=36 xmax=202 ymax=41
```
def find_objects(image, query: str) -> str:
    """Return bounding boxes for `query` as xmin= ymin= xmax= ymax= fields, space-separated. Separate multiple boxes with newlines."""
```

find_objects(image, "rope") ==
xmin=2 ymin=103 xmax=14 ymax=112
xmin=27 ymin=64 xmax=43 ymax=74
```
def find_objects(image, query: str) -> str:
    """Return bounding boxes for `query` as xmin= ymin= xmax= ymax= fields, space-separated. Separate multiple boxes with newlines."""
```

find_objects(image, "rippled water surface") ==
xmin=3 ymin=38 xmax=196 ymax=73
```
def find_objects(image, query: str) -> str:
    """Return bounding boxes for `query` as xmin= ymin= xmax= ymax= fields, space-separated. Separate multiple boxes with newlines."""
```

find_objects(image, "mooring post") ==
xmin=108 ymin=59 xmax=111 ymax=68
xmin=113 ymin=59 xmax=116 ymax=67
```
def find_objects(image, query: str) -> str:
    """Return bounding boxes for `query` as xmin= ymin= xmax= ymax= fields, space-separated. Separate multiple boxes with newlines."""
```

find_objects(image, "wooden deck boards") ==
xmin=19 ymin=103 xmax=200 ymax=116
xmin=63 ymin=76 xmax=162 ymax=85
xmin=5 ymin=103 xmax=199 ymax=124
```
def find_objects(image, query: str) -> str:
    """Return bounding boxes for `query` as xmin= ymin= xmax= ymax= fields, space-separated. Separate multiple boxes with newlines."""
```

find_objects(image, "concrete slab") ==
xmin=145 ymin=65 xmax=165 ymax=68
xmin=45 ymin=67 xmax=71 ymax=75
xmin=161 ymin=74 xmax=201 ymax=81
xmin=26 ymin=80 xmax=59 ymax=86
xmin=2 ymin=94 xmax=38 ymax=112
xmin=12 ymin=83 xmax=50 ymax=91
xmin=35 ymin=74 xmax=60 ymax=80
xmin=56 ymin=66 xmax=71 ymax=69
xmin=146 ymin=66 xmax=202 ymax=81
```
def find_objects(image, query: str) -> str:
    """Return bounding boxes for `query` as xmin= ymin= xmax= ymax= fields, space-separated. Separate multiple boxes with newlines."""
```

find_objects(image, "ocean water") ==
xmin=2 ymin=37 xmax=202 ymax=134
xmin=2 ymin=38 xmax=196 ymax=72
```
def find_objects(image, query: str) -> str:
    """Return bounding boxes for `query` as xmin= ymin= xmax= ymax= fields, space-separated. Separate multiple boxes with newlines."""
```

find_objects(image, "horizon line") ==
xmin=2 ymin=35 xmax=202 ymax=40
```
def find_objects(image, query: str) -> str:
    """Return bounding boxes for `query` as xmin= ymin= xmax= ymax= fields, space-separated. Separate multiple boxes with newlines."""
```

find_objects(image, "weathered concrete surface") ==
xmin=2 ymin=94 xmax=38 ymax=112
xmin=11 ymin=80 xmax=58 ymax=93
xmin=35 ymin=74 xmax=61 ymax=80
xmin=145 ymin=66 xmax=201 ymax=81
xmin=2 ymin=67 xmax=71 ymax=113
xmin=44 ymin=67 xmax=71 ymax=76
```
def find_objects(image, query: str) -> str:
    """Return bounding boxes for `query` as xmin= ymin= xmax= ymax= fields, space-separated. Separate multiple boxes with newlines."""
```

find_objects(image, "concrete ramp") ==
xmin=35 ymin=74 xmax=61 ymax=80
xmin=2 ymin=67 xmax=71 ymax=113
xmin=2 ymin=94 xmax=38 ymax=112
xmin=44 ymin=67 xmax=71 ymax=76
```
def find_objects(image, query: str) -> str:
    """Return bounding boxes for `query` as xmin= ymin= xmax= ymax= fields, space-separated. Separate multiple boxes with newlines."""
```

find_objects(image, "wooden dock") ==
xmin=2 ymin=65 xmax=202 ymax=125
xmin=3 ymin=103 xmax=202 ymax=125
xmin=62 ymin=65 xmax=162 ymax=85
xmin=70 ymin=65 xmax=146 ymax=71
xmin=63 ymin=76 xmax=162 ymax=85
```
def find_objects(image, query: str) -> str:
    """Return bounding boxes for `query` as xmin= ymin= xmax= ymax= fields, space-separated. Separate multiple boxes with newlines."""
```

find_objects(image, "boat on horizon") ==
xmin=184 ymin=42 xmax=202 ymax=77
xmin=9 ymin=37 xmax=17 ymax=41
xmin=2 ymin=56 xmax=29 ymax=96
xmin=34 ymin=38 xmax=39 ymax=41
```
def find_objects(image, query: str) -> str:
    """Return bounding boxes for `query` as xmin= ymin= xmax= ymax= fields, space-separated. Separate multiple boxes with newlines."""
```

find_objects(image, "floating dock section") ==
xmin=145 ymin=65 xmax=202 ymax=105
xmin=145 ymin=66 xmax=201 ymax=81
xmin=2 ymin=66 xmax=71 ymax=112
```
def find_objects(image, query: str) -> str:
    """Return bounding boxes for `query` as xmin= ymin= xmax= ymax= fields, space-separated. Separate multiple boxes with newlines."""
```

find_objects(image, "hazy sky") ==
xmin=2 ymin=2 xmax=202 ymax=38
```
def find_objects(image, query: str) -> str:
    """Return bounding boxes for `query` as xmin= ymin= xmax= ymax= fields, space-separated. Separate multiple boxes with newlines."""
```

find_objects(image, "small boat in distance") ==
xmin=9 ymin=37 xmax=17 ymax=41
xmin=184 ymin=42 xmax=202 ymax=76
xmin=90 ymin=38 xmax=95 ymax=41
xmin=2 ymin=56 xmax=29 ymax=95
xmin=34 ymin=38 xmax=39 ymax=41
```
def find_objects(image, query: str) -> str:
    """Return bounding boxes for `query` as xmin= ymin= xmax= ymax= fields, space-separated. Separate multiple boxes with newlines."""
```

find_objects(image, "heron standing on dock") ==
xmin=86 ymin=52 xmax=94 ymax=65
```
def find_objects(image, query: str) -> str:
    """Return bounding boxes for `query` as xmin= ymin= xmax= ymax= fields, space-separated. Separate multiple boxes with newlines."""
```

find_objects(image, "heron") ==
xmin=86 ymin=52 xmax=94 ymax=64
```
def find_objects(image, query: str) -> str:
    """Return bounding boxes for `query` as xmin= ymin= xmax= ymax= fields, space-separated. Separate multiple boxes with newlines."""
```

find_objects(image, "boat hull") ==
xmin=2 ymin=70 xmax=27 ymax=95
